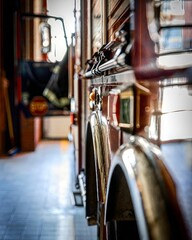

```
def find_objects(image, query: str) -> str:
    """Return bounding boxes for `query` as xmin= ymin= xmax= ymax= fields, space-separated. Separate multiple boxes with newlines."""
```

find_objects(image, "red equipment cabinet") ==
xmin=70 ymin=0 xmax=192 ymax=239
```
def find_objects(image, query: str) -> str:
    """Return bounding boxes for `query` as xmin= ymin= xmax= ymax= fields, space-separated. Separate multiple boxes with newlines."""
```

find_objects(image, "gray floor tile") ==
xmin=0 ymin=140 xmax=96 ymax=240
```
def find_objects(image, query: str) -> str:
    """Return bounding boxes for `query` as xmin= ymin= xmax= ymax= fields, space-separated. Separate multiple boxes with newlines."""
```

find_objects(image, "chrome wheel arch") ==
xmin=85 ymin=120 xmax=98 ymax=225
xmin=105 ymin=136 xmax=173 ymax=240
xmin=85 ymin=110 xmax=110 ymax=226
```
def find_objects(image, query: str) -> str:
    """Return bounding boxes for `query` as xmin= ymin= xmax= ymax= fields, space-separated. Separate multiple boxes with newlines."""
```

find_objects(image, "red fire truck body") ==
xmin=70 ymin=0 xmax=192 ymax=239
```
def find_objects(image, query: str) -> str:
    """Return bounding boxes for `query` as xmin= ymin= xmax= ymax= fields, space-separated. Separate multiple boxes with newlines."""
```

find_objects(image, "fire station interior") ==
xmin=0 ymin=0 xmax=96 ymax=239
xmin=0 ymin=0 xmax=192 ymax=240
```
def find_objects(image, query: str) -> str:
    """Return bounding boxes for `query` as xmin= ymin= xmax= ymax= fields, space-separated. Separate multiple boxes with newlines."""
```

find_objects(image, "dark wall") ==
xmin=3 ymin=0 xmax=20 ymax=151
xmin=3 ymin=1 xmax=14 ymax=80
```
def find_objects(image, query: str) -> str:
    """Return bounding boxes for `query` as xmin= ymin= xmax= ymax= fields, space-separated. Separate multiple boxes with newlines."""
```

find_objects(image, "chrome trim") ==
xmin=157 ymin=53 xmax=192 ymax=70
xmin=90 ymin=70 xmax=136 ymax=85
xmin=89 ymin=111 xmax=110 ymax=202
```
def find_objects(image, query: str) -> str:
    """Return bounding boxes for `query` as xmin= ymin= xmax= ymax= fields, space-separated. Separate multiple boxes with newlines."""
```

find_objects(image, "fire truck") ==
xmin=17 ymin=12 xmax=69 ymax=118
xmin=69 ymin=0 xmax=192 ymax=239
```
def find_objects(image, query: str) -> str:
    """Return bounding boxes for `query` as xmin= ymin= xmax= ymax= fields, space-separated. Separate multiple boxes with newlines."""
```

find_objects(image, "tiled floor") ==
xmin=0 ymin=140 xmax=97 ymax=240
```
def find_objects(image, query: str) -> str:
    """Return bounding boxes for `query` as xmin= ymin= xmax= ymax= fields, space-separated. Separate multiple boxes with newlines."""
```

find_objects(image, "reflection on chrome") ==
xmin=149 ymin=83 xmax=192 ymax=142
xmin=159 ymin=77 xmax=189 ymax=87
xmin=161 ymin=85 xmax=192 ymax=112
xmin=160 ymin=111 xmax=192 ymax=141
xmin=147 ymin=0 xmax=192 ymax=58
xmin=157 ymin=53 xmax=192 ymax=69
xmin=122 ymin=148 xmax=136 ymax=177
